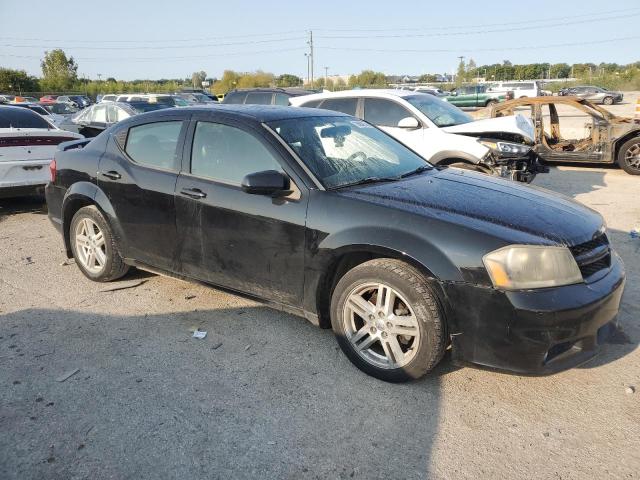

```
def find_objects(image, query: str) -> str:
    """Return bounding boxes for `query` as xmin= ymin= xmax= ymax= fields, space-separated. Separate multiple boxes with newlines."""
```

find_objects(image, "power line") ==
xmin=0 ymin=36 xmax=307 ymax=51
xmin=316 ymin=34 xmax=640 ymax=54
xmin=318 ymin=12 xmax=640 ymax=39
xmin=314 ymin=7 xmax=640 ymax=32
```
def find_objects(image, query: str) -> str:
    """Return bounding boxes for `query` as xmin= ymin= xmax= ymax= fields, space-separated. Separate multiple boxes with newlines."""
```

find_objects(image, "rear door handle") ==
xmin=101 ymin=170 xmax=121 ymax=180
xmin=180 ymin=187 xmax=207 ymax=199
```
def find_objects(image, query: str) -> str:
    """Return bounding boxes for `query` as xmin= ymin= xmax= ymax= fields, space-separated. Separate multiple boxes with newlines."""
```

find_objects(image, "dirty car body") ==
xmin=46 ymin=105 xmax=625 ymax=375
xmin=488 ymin=96 xmax=640 ymax=174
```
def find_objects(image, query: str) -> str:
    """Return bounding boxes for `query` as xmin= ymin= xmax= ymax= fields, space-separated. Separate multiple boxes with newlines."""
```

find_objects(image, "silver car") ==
xmin=559 ymin=86 xmax=623 ymax=105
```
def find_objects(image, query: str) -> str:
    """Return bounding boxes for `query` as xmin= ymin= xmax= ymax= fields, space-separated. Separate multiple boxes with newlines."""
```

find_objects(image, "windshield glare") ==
xmin=268 ymin=116 xmax=430 ymax=189
xmin=405 ymin=94 xmax=472 ymax=127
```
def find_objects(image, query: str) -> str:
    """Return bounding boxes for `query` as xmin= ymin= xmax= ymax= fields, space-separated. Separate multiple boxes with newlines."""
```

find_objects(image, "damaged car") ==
xmin=290 ymin=90 xmax=546 ymax=183
xmin=488 ymin=96 xmax=640 ymax=175
xmin=46 ymin=105 xmax=624 ymax=382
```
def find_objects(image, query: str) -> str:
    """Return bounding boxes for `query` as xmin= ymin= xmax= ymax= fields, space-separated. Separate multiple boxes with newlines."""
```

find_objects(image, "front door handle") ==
xmin=180 ymin=187 xmax=207 ymax=199
xmin=101 ymin=170 xmax=121 ymax=180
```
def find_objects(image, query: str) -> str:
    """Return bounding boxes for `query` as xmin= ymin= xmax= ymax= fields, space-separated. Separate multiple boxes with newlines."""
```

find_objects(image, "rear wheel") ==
xmin=602 ymin=96 xmax=614 ymax=106
xmin=485 ymin=99 xmax=498 ymax=107
xmin=617 ymin=137 xmax=640 ymax=175
xmin=330 ymin=259 xmax=446 ymax=382
xmin=70 ymin=206 xmax=129 ymax=281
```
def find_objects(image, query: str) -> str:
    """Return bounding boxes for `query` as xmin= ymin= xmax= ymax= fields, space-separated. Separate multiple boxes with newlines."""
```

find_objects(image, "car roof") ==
xmin=126 ymin=105 xmax=348 ymax=124
xmin=227 ymin=87 xmax=317 ymax=96
xmin=290 ymin=89 xmax=422 ymax=103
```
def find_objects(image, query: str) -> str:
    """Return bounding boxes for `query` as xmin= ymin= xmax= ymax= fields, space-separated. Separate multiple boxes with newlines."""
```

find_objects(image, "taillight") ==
xmin=49 ymin=159 xmax=56 ymax=183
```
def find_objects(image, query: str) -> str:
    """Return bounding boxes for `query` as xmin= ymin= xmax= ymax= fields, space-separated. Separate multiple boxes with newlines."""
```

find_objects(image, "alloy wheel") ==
xmin=74 ymin=218 xmax=106 ymax=274
xmin=342 ymin=282 xmax=420 ymax=369
xmin=624 ymin=142 xmax=640 ymax=170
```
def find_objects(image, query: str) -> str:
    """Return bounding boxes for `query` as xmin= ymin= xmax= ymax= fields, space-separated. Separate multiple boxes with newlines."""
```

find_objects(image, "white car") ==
xmin=290 ymin=89 xmax=542 ymax=182
xmin=487 ymin=81 xmax=544 ymax=99
xmin=0 ymin=106 xmax=83 ymax=197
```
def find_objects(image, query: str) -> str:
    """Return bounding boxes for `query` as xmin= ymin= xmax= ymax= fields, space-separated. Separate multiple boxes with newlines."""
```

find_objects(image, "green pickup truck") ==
xmin=445 ymin=85 xmax=506 ymax=108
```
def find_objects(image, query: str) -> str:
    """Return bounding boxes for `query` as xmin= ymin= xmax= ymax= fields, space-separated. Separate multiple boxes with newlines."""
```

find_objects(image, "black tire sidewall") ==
xmin=330 ymin=261 xmax=445 ymax=382
xmin=617 ymin=137 xmax=640 ymax=175
xmin=70 ymin=206 xmax=118 ymax=281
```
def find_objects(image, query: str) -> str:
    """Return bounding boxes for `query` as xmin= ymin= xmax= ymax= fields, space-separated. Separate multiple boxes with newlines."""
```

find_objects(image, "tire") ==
xmin=617 ymin=137 xmax=640 ymax=175
xmin=602 ymin=96 xmax=614 ymax=106
xmin=69 ymin=205 xmax=129 ymax=281
xmin=330 ymin=259 xmax=446 ymax=382
xmin=485 ymin=99 xmax=498 ymax=107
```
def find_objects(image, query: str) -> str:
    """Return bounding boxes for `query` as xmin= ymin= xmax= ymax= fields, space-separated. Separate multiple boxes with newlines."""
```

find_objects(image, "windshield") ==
xmin=268 ymin=116 xmax=430 ymax=189
xmin=404 ymin=94 xmax=472 ymax=127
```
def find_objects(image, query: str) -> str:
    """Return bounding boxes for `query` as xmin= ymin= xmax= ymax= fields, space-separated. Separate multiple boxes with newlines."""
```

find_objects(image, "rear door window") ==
xmin=125 ymin=121 xmax=183 ymax=171
xmin=274 ymin=93 xmax=290 ymax=106
xmin=245 ymin=92 xmax=273 ymax=105
xmin=363 ymin=98 xmax=413 ymax=127
xmin=318 ymin=98 xmax=358 ymax=116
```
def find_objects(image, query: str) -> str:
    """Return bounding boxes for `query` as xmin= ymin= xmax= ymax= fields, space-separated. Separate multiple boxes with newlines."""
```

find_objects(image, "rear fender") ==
xmin=61 ymin=182 xmax=126 ymax=257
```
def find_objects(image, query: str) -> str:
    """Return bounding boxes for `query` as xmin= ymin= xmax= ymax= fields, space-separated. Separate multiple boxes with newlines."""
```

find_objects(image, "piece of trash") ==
xmin=185 ymin=294 xmax=196 ymax=300
xmin=59 ymin=259 xmax=74 ymax=266
xmin=211 ymin=342 xmax=223 ymax=350
xmin=192 ymin=330 xmax=207 ymax=339
xmin=626 ymin=386 xmax=636 ymax=394
xmin=267 ymin=441 xmax=276 ymax=445
xmin=244 ymin=344 xmax=252 ymax=351
xmin=56 ymin=368 xmax=80 ymax=382
xmin=99 ymin=280 xmax=147 ymax=293
xmin=22 ymin=257 xmax=34 ymax=265
xmin=630 ymin=228 xmax=640 ymax=239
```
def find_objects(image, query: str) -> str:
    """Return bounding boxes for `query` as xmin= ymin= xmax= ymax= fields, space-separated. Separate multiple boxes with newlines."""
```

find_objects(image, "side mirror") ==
xmin=241 ymin=170 xmax=291 ymax=196
xmin=397 ymin=117 xmax=420 ymax=129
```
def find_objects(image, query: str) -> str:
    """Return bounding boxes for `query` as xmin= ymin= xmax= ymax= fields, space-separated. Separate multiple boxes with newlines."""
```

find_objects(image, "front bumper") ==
xmin=444 ymin=252 xmax=625 ymax=374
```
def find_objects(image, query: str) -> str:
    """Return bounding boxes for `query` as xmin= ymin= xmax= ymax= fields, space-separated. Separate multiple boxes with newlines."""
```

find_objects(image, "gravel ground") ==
xmin=1 ymin=116 xmax=639 ymax=479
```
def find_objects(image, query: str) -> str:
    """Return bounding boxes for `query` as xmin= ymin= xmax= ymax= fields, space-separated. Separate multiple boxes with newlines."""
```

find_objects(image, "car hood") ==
xmin=441 ymin=114 xmax=535 ymax=142
xmin=335 ymin=168 xmax=602 ymax=246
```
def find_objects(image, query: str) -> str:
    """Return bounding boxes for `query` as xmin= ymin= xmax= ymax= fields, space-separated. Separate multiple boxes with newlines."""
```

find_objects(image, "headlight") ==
xmin=479 ymin=139 xmax=531 ymax=156
xmin=483 ymin=245 xmax=582 ymax=290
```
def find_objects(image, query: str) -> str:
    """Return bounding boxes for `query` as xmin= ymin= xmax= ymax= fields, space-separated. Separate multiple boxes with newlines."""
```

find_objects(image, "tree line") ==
xmin=2 ymin=48 xmax=640 ymax=96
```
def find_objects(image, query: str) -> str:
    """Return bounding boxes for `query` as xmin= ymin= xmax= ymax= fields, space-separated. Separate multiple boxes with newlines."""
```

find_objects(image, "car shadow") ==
xmin=0 ymin=195 xmax=47 ymax=222
xmin=534 ymin=165 xmax=611 ymax=197
xmin=0 ymin=305 xmax=442 ymax=479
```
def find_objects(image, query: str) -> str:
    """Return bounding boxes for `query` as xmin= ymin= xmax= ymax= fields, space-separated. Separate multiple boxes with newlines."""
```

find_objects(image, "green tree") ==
xmin=276 ymin=74 xmax=302 ymax=87
xmin=40 ymin=49 xmax=78 ymax=90
xmin=455 ymin=59 xmax=466 ymax=86
xmin=0 ymin=68 xmax=39 ymax=92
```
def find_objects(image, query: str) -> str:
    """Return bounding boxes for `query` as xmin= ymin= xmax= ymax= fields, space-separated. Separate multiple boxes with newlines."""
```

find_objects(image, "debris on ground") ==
xmin=626 ymin=386 xmax=636 ymax=394
xmin=244 ymin=344 xmax=252 ymax=351
xmin=56 ymin=368 xmax=80 ymax=382
xmin=630 ymin=227 xmax=639 ymax=239
xmin=59 ymin=259 xmax=74 ymax=266
xmin=211 ymin=342 xmax=223 ymax=350
xmin=22 ymin=256 xmax=34 ymax=265
xmin=184 ymin=294 xmax=196 ymax=300
xmin=99 ymin=280 xmax=147 ymax=293
xmin=192 ymin=330 xmax=207 ymax=339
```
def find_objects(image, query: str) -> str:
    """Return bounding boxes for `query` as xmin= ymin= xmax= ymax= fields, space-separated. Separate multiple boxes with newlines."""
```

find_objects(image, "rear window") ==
xmin=245 ymin=92 xmax=273 ymax=105
xmin=0 ymin=107 xmax=51 ymax=128
xmin=223 ymin=92 xmax=247 ymax=104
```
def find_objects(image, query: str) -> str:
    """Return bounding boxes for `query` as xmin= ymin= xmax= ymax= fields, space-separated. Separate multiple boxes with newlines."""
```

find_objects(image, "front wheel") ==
xmin=617 ymin=137 xmax=640 ymax=175
xmin=330 ymin=259 xmax=446 ymax=382
xmin=602 ymin=96 xmax=614 ymax=106
xmin=70 ymin=205 xmax=130 ymax=281
xmin=485 ymin=99 xmax=498 ymax=107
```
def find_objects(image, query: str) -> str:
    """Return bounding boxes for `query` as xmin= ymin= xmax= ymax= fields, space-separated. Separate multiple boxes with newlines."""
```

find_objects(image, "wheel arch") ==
xmin=313 ymin=243 xmax=452 ymax=330
xmin=61 ymin=182 xmax=125 ymax=258
xmin=429 ymin=150 xmax=482 ymax=166
xmin=613 ymin=130 xmax=640 ymax=160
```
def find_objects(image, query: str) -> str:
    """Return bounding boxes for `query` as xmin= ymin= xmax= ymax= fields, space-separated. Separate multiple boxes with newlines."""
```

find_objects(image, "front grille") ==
xmin=569 ymin=233 xmax=611 ymax=280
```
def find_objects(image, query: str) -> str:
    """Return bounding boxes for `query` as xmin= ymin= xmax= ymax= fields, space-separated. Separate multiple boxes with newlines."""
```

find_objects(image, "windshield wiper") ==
xmin=331 ymin=176 xmax=398 ymax=190
xmin=399 ymin=165 xmax=432 ymax=178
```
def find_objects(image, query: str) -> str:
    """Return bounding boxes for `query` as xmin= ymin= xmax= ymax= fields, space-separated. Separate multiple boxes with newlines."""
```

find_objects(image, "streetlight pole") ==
xmin=324 ymin=66 xmax=329 ymax=90
xmin=304 ymin=53 xmax=310 ymax=86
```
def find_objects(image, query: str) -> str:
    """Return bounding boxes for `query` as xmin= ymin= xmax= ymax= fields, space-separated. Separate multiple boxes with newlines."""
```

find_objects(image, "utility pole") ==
xmin=304 ymin=53 xmax=310 ymax=86
xmin=97 ymin=73 xmax=102 ymax=82
xmin=324 ymin=66 xmax=329 ymax=89
xmin=457 ymin=55 xmax=464 ymax=83
xmin=308 ymin=30 xmax=314 ymax=86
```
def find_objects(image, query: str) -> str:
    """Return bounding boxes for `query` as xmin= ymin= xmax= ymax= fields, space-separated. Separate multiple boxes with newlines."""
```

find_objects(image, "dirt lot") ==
xmin=1 ymin=115 xmax=639 ymax=479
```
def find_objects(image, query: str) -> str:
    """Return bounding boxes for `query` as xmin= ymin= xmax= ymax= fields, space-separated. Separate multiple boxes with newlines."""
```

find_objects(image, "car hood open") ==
xmin=336 ymin=168 xmax=602 ymax=247
xmin=442 ymin=114 xmax=535 ymax=143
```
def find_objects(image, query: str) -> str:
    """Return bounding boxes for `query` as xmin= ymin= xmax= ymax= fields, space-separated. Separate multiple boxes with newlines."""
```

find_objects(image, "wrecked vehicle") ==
xmin=488 ymin=96 xmax=640 ymax=175
xmin=46 ymin=105 xmax=624 ymax=382
xmin=290 ymin=90 xmax=546 ymax=183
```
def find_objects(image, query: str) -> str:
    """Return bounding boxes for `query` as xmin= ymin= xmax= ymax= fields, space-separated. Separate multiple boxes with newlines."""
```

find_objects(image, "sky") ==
xmin=0 ymin=0 xmax=639 ymax=81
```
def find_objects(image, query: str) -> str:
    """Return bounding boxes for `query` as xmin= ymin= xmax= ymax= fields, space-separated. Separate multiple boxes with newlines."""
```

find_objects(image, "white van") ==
xmin=487 ymin=81 xmax=544 ymax=98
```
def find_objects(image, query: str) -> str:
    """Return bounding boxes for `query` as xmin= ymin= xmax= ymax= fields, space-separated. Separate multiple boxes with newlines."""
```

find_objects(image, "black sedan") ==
xmin=45 ymin=105 xmax=625 ymax=381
